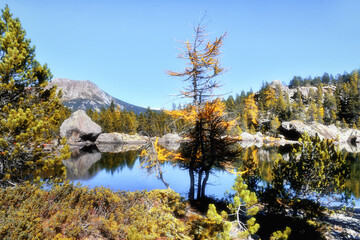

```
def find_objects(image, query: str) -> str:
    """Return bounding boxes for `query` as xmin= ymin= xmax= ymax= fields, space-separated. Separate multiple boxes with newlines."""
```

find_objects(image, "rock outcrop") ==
xmin=60 ymin=110 xmax=102 ymax=143
xmin=279 ymin=120 xmax=360 ymax=152
xmin=279 ymin=121 xmax=340 ymax=141
xmin=158 ymin=133 xmax=182 ymax=144
xmin=266 ymin=80 xmax=336 ymax=104
xmin=95 ymin=133 xmax=147 ymax=144
xmin=158 ymin=133 xmax=183 ymax=151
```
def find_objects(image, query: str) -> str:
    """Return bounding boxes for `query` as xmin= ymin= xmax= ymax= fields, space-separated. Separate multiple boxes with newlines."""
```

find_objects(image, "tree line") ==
xmin=86 ymin=102 xmax=187 ymax=137
xmin=84 ymin=69 xmax=360 ymax=138
xmin=225 ymin=70 xmax=360 ymax=134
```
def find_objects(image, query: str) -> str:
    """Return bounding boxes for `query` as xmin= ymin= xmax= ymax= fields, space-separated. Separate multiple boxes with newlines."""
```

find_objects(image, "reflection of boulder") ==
xmin=62 ymin=146 xmax=102 ymax=180
xmin=239 ymin=132 xmax=293 ymax=148
xmin=60 ymin=110 xmax=102 ymax=143
xmin=95 ymin=133 xmax=147 ymax=144
xmin=96 ymin=143 xmax=143 ymax=153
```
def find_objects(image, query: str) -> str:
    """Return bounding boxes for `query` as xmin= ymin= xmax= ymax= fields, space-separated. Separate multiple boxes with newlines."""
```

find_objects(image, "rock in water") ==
xmin=60 ymin=110 xmax=102 ymax=143
xmin=158 ymin=133 xmax=183 ymax=151
xmin=95 ymin=133 xmax=147 ymax=144
xmin=279 ymin=120 xmax=340 ymax=141
xmin=158 ymin=133 xmax=182 ymax=144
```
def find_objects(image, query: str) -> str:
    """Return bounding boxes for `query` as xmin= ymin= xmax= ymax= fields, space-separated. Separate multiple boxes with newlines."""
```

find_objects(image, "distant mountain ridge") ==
xmin=48 ymin=78 xmax=146 ymax=114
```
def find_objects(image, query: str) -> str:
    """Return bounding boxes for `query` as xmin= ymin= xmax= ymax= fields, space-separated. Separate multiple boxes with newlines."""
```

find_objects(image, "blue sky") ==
xmin=4 ymin=1 xmax=360 ymax=109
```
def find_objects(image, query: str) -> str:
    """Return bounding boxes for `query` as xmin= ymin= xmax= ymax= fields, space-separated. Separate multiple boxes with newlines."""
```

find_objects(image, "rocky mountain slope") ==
xmin=48 ymin=78 xmax=146 ymax=113
xmin=264 ymin=80 xmax=336 ymax=103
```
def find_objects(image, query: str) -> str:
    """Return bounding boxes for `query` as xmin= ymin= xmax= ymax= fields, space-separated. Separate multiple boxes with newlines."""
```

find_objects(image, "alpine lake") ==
xmin=63 ymin=142 xmax=360 ymax=209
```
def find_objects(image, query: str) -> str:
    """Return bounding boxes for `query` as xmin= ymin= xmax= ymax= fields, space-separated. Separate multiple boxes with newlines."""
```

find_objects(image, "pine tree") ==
xmin=270 ymin=134 xmax=350 ymax=216
xmin=306 ymin=101 xmax=318 ymax=123
xmin=291 ymin=89 xmax=305 ymax=120
xmin=335 ymin=71 xmax=360 ymax=125
xmin=0 ymin=6 xmax=70 ymax=187
xmin=323 ymin=91 xmax=337 ymax=124
xmin=275 ymin=85 xmax=287 ymax=121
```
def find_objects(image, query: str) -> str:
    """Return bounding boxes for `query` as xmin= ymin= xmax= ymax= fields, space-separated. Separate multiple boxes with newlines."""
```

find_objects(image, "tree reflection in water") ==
xmin=89 ymin=150 xmax=140 ymax=175
xmin=139 ymin=138 xmax=172 ymax=189
xmin=241 ymin=134 xmax=353 ymax=220
xmin=64 ymin=136 xmax=359 ymax=211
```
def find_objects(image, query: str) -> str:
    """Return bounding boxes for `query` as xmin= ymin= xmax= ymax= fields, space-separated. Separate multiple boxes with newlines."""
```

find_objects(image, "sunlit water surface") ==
xmin=65 ymin=146 xmax=360 ymax=208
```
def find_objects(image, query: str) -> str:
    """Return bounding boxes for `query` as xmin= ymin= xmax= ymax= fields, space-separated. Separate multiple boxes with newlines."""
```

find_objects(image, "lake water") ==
xmin=64 ymin=144 xmax=360 ymax=208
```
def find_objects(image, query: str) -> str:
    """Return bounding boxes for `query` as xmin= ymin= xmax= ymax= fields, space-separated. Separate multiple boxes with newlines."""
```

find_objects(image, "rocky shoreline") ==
xmin=59 ymin=110 xmax=360 ymax=154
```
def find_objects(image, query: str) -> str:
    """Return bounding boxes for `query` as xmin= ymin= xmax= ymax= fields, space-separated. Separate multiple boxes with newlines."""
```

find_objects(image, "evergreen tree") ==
xmin=335 ymin=71 xmax=360 ymax=125
xmin=225 ymin=95 xmax=236 ymax=112
xmin=289 ymin=76 xmax=301 ymax=88
xmin=291 ymin=89 xmax=305 ymax=120
xmin=323 ymin=91 xmax=337 ymax=124
xmin=321 ymin=72 xmax=330 ymax=85
xmin=306 ymin=101 xmax=317 ymax=123
xmin=275 ymin=85 xmax=288 ymax=121
xmin=268 ymin=134 xmax=350 ymax=216
xmin=0 ymin=6 xmax=70 ymax=186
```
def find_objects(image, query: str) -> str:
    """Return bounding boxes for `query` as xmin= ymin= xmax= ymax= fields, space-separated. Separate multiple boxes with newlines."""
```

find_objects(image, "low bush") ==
xmin=0 ymin=182 xmax=232 ymax=239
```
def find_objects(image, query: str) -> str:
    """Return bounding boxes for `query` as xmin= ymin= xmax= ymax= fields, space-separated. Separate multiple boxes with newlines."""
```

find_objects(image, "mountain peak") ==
xmin=49 ymin=78 xmax=146 ymax=114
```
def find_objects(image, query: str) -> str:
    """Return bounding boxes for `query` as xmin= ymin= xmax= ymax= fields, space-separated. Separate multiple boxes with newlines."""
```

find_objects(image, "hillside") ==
xmin=48 ymin=78 xmax=147 ymax=114
xmin=225 ymin=70 xmax=360 ymax=134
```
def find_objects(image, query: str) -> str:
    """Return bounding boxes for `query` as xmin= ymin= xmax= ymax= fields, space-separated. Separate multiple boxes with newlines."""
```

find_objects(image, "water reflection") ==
xmin=62 ymin=145 xmax=102 ymax=180
xmin=63 ymin=143 xmax=360 ymax=207
xmin=344 ymin=151 xmax=360 ymax=199
xmin=240 ymin=137 xmax=358 ymax=215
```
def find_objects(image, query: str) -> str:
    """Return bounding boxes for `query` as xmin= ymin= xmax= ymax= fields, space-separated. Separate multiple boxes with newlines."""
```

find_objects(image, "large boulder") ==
xmin=158 ymin=133 xmax=182 ymax=143
xmin=60 ymin=110 xmax=102 ymax=143
xmin=158 ymin=133 xmax=183 ymax=151
xmin=339 ymin=129 xmax=360 ymax=145
xmin=279 ymin=121 xmax=340 ymax=141
xmin=95 ymin=133 xmax=147 ymax=144
xmin=240 ymin=132 xmax=255 ymax=142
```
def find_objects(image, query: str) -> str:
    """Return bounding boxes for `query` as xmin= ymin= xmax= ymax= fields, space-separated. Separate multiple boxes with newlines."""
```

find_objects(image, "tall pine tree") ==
xmin=0 ymin=6 xmax=70 ymax=187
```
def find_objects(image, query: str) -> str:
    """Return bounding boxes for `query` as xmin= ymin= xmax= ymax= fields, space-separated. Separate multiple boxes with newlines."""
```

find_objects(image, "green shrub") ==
xmin=0 ymin=182 xmax=191 ymax=239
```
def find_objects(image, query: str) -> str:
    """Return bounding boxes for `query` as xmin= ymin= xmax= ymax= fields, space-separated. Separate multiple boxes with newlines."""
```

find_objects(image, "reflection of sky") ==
xmin=73 ymin=158 xmax=236 ymax=199
xmin=71 ymin=154 xmax=360 ymax=208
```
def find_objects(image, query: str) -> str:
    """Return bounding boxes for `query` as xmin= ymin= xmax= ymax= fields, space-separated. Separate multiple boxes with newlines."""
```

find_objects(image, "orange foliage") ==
xmin=166 ymin=23 xmax=227 ymax=107
xmin=244 ymin=94 xmax=259 ymax=125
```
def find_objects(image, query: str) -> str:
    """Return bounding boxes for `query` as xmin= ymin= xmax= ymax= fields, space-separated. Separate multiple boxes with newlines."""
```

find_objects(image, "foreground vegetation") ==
xmin=0 ymin=182 xmax=200 ymax=239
